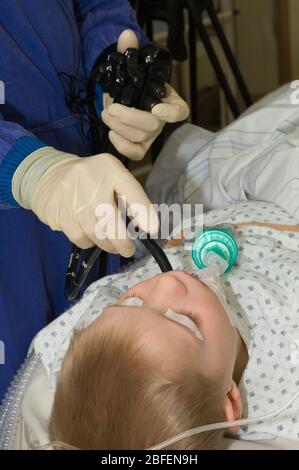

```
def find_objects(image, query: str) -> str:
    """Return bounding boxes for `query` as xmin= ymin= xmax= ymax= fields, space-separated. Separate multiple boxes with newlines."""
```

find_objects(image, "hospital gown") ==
xmin=32 ymin=200 xmax=299 ymax=443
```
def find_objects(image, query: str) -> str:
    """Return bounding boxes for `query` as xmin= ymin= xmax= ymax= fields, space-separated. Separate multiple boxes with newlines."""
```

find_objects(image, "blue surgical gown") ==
xmin=0 ymin=0 xmax=147 ymax=400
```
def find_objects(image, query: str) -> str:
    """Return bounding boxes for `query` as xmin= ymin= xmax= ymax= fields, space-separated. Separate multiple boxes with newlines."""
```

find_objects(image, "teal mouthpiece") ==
xmin=192 ymin=226 xmax=238 ymax=274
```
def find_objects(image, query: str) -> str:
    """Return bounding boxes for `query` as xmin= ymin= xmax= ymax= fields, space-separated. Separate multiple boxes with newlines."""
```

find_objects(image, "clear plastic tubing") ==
xmin=0 ymin=352 xmax=40 ymax=449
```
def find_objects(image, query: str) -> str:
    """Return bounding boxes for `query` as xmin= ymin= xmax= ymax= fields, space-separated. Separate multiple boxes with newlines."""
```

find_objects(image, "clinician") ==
xmin=0 ymin=0 xmax=189 ymax=399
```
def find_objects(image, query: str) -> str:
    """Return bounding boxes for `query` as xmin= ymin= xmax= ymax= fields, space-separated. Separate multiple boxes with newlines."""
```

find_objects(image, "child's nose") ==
xmin=154 ymin=274 xmax=188 ymax=299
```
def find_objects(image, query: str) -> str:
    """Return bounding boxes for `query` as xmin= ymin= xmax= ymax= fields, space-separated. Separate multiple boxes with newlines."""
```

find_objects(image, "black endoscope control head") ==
xmin=96 ymin=44 xmax=172 ymax=112
xmin=65 ymin=44 xmax=173 ymax=302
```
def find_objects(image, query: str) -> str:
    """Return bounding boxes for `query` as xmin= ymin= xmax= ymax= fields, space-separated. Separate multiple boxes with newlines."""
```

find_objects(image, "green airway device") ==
xmin=191 ymin=225 xmax=239 ymax=274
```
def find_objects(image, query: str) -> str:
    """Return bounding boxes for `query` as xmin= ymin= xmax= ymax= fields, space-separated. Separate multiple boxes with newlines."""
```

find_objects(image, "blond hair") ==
xmin=49 ymin=320 xmax=224 ymax=450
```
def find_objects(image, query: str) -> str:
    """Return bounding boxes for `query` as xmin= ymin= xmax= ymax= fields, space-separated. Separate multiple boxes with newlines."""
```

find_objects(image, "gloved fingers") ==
xmin=101 ymin=109 xmax=156 ymax=143
xmin=76 ymin=205 xmax=117 ymax=253
xmin=114 ymin=237 xmax=136 ymax=258
xmin=114 ymin=171 xmax=159 ymax=236
xmin=77 ymin=203 xmax=135 ymax=257
xmin=151 ymin=84 xmax=190 ymax=123
xmin=108 ymin=206 xmax=136 ymax=258
xmin=33 ymin=188 xmax=95 ymax=249
xmin=108 ymin=131 xmax=147 ymax=161
xmin=103 ymin=92 xmax=113 ymax=110
xmin=104 ymin=103 xmax=163 ymax=132
xmin=60 ymin=210 xmax=95 ymax=249
xmin=117 ymin=29 xmax=139 ymax=53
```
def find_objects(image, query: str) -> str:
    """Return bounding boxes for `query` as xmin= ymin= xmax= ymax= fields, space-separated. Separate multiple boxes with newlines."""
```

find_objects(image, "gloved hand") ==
xmin=12 ymin=148 xmax=159 ymax=257
xmin=101 ymin=30 xmax=190 ymax=161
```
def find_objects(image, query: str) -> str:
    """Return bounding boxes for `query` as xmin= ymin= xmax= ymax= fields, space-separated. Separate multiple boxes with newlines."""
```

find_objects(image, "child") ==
xmin=46 ymin=203 xmax=299 ymax=449
xmin=48 ymin=268 xmax=250 ymax=450
xmin=32 ymin=85 xmax=299 ymax=450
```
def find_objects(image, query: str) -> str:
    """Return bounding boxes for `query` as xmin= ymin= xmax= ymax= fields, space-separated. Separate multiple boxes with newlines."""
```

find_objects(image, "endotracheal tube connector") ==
xmin=192 ymin=225 xmax=239 ymax=275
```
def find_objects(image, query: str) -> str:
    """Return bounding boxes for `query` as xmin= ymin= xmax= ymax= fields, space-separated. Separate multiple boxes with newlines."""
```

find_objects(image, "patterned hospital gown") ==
xmin=33 ymin=200 xmax=299 ymax=443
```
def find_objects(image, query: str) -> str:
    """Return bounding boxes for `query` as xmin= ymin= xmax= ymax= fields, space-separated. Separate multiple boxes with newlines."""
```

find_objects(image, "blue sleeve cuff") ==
xmin=0 ymin=136 xmax=47 ymax=207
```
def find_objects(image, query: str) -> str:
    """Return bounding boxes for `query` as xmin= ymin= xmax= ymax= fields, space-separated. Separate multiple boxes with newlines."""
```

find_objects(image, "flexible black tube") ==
xmin=141 ymin=238 xmax=173 ymax=272
xmin=65 ymin=237 xmax=173 ymax=301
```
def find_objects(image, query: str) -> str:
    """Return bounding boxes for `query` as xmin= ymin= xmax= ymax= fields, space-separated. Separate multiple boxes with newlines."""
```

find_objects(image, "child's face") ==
xmin=97 ymin=271 xmax=240 ymax=389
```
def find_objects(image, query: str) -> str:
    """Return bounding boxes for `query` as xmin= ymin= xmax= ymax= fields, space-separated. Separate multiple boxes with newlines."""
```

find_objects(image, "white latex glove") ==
xmin=12 ymin=148 xmax=159 ymax=256
xmin=101 ymin=30 xmax=190 ymax=161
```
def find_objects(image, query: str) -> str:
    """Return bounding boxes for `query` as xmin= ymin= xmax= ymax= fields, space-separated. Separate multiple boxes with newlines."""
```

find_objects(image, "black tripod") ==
xmin=133 ymin=0 xmax=253 ymax=123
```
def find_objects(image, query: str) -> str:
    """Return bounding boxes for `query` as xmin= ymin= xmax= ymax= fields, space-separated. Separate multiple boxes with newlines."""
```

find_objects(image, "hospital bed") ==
xmin=1 ymin=83 xmax=299 ymax=451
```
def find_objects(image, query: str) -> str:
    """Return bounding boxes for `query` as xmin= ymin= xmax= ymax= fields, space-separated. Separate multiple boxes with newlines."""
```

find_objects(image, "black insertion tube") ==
xmin=140 ymin=237 xmax=173 ymax=273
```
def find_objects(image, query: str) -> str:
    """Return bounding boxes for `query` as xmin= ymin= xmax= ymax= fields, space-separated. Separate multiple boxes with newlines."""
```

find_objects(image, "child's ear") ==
xmin=222 ymin=381 xmax=243 ymax=432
